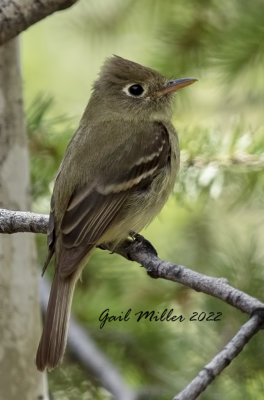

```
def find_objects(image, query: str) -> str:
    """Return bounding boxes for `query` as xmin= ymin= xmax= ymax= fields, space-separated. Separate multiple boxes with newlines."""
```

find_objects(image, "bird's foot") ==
xmin=129 ymin=232 xmax=158 ymax=257
xmin=98 ymin=242 xmax=115 ymax=254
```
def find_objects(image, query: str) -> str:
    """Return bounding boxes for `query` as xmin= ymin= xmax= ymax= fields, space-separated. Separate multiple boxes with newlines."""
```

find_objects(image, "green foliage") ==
xmin=26 ymin=94 xmax=73 ymax=206
xmin=24 ymin=1 xmax=264 ymax=398
xmin=49 ymin=363 xmax=111 ymax=400
xmin=177 ymin=124 xmax=264 ymax=206
xmin=215 ymin=0 xmax=264 ymax=83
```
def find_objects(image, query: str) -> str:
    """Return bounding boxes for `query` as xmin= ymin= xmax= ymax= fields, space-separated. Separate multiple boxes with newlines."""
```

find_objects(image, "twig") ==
xmin=1 ymin=207 xmax=264 ymax=400
xmin=173 ymin=312 xmax=264 ymax=400
xmin=1 ymin=209 xmax=263 ymax=316
xmin=107 ymin=236 xmax=264 ymax=315
xmin=0 ymin=0 xmax=79 ymax=45
xmin=0 ymin=209 xmax=48 ymax=233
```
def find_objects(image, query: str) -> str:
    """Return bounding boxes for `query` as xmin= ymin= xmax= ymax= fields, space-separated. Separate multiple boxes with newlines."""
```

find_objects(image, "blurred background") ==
xmin=22 ymin=0 xmax=264 ymax=398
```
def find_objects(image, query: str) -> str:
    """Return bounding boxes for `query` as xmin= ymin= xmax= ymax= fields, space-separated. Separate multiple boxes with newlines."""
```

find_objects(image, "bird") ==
xmin=36 ymin=55 xmax=197 ymax=371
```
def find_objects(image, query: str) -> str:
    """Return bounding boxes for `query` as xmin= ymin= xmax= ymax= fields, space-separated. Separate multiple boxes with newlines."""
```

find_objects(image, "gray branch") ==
xmin=1 ymin=207 xmax=264 ymax=399
xmin=0 ymin=209 xmax=48 ymax=233
xmin=0 ymin=0 xmax=79 ymax=45
xmin=107 ymin=237 xmax=264 ymax=315
xmin=173 ymin=312 xmax=264 ymax=399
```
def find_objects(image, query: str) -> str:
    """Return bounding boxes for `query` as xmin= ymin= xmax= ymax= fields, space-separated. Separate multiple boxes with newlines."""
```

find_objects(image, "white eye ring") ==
xmin=122 ymin=83 xmax=145 ymax=98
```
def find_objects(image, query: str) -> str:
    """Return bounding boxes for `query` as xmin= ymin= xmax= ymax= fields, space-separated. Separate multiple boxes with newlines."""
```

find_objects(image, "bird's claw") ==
xmin=129 ymin=232 xmax=158 ymax=257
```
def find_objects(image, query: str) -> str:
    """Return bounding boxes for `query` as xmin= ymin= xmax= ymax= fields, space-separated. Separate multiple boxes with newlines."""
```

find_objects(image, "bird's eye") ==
xmin=128 ymin=84 xmax=144 ymax=96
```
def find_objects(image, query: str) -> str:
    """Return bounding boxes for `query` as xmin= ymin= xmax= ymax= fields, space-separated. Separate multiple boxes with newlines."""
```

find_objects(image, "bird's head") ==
xmin=88 ymin=55 xmax=197 ymax=121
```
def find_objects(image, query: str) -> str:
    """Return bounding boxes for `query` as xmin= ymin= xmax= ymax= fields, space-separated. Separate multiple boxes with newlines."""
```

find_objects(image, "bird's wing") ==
xmin=56 ymin=121 xmax=171 ymax=278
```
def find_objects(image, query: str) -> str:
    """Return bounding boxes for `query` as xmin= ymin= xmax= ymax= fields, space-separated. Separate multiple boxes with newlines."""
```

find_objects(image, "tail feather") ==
xmin=36 ymin=272 xmax=76 ymax=371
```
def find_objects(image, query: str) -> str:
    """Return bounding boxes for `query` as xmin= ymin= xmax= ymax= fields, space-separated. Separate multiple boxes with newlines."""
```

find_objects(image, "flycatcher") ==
xmin=36 ymin=55 xmax=197 ymax=371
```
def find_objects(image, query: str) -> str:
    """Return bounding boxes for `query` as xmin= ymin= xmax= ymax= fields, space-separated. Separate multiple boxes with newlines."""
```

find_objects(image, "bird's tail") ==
xmin=36 ymin=271 xmax=77 ymax=371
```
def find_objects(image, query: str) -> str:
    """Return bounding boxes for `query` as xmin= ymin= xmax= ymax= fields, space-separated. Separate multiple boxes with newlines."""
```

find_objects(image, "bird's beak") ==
xmin=155 ymin=78 xmax=197 ymax=97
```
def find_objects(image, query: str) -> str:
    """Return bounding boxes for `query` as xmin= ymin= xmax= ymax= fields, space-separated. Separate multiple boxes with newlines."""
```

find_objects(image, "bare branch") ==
xmin=173 ymin=312 xmax=264 ymax=400
xmin=1 ymin=208 xmax=264 ymax=316
xmin=0 ymin=208 xmax=48 ymax=233
xmin=1 ymin=208 xmax=264 ymax=399
xmin=0 ymin=0 xmax=79 ymax=45
xmin=110 ymin=236 xmax=264 ymax=315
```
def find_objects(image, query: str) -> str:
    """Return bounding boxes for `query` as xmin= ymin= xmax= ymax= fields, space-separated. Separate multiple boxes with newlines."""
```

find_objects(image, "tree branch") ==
xmin=1 ymin=208 xmax=263 ymax=315
xmin=0 ymin=0 xmax=79 ymax=45
xmin=1 ymin=207 xmax=264 ymax=399
xmin=0 ymin=209 xmax=48 ymax=233
xmin=104 ymin=235 xmax=264 ymax=315
xmin=173 ymin=311 xmax=264 ymax=400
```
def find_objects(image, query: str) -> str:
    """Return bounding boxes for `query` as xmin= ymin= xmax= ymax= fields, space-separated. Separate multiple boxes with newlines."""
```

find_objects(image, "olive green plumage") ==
xmin=36 ymin=55 xmax=196 ymax=371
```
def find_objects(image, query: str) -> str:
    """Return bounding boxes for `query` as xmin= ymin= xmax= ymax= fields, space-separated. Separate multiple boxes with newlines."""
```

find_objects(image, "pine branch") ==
xmin=0 ymin=0 xmax=79 ymax=45
xmin=1 ymin=207 xmax=264 ymax=399
xmin=181 ymin=153 xmax=264 ymax=170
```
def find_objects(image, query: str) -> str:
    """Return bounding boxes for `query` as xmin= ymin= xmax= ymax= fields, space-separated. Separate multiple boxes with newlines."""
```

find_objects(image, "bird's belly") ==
xmin=99 ymin=166 xmax=176 ymax=244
